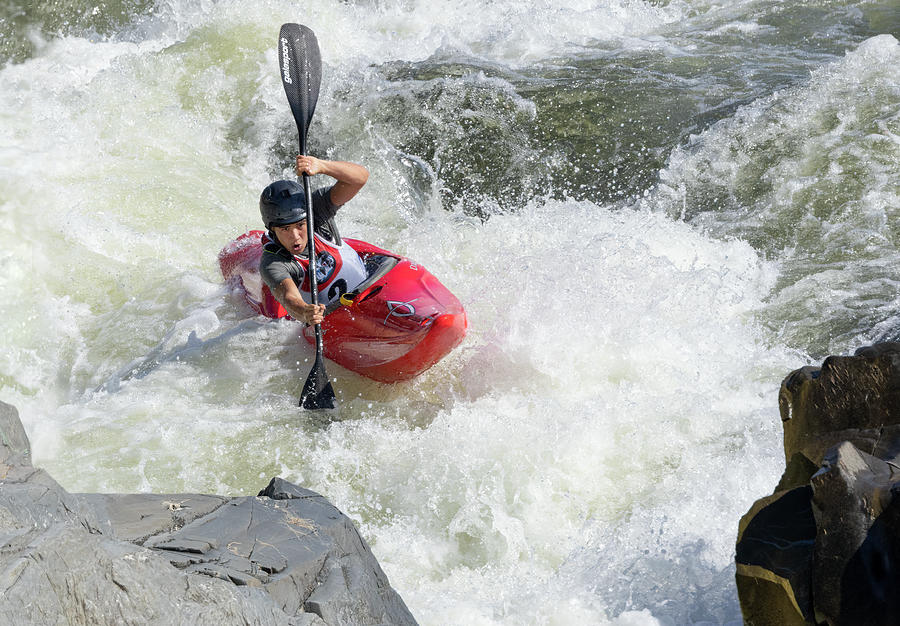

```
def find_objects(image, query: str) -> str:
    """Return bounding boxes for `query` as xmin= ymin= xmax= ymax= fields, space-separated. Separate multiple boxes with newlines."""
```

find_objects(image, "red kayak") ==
xmin=218 ymin=231 xmax=467 ymax=383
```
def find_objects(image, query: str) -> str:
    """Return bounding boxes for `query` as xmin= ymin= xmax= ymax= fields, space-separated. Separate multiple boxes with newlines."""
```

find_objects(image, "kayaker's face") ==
xmin=274 ymin=220 xmax=308 ymax=255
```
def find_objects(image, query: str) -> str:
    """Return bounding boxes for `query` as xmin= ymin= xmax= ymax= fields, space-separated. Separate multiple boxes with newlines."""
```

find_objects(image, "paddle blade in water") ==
xmin=300 ymin=353 xmax=336 ymax=410
xmin=278 ymin=23 xmax=321 ymax=150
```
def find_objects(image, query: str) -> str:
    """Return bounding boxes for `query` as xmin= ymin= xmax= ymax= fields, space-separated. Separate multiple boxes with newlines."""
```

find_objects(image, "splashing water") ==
xmin=2 ymin=0 xmax=897 ymax=622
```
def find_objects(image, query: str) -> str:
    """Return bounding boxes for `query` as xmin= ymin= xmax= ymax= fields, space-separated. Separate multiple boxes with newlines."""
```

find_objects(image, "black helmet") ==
xmin=260 ymin=180 xmax=307 ymax=229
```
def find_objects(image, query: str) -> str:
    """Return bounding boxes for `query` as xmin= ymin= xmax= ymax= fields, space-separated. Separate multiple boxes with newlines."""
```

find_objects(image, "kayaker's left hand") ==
xmin=294 ymin=157 xmax=369 ymax=207
xmin=296 ymin=155 xmax=324 ymax=177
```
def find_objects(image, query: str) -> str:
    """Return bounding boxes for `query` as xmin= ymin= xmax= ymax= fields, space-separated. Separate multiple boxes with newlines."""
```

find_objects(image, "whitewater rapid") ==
xmin=2 ymin=0 xmax=898 ymax=623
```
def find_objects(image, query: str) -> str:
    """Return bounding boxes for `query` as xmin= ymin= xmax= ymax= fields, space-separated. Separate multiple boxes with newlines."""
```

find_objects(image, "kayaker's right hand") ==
xmin=300 ymin=302 xmax=326 ymax=326
xmin=272 ymin=278 xmax=326 ymax=326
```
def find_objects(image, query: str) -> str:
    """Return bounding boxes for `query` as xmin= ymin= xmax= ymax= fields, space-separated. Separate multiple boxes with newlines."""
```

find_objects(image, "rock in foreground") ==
xmin=736 ymin=343 xmax=900 ymax=626
xmin=0 ymin=400 xmax=417 ymax=625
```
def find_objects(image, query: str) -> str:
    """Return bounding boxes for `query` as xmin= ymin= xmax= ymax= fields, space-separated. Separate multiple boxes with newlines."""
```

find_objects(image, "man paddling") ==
xmin=259 ymin=155 xmax=369 ymax=326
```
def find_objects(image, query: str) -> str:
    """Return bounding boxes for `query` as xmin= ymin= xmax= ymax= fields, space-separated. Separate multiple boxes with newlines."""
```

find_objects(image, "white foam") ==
xmin=651 ymin=34 xmax=900 ymax=354
xmin=266 ymin=198 xmax=793 ymax=623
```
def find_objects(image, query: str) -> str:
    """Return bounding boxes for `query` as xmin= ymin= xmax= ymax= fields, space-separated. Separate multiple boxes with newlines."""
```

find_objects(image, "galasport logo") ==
xmin=281 ymin=38 xmax=292 ymax=84
xmin=385 ymin=299 xmax=419 ymax=325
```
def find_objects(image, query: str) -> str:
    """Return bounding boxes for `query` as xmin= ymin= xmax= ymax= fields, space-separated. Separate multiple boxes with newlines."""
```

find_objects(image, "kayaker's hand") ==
xmin=301 ymin=302 xmax=326 ymax=326
xmin=272 ymin=278 xmax=326 ymax=326
xmin=296 ymin=155 xmax=324 ymax=177
xmin=295 ymin=157 xmax=369 ymax=206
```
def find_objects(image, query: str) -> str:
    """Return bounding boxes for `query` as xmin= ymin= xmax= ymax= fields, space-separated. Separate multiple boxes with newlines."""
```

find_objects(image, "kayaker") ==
xmin=258 ymin=155 xmax=370 ymax=325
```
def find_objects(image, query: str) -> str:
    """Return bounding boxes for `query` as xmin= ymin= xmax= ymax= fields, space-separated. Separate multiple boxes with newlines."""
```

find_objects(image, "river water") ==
xmin=1 ymin=0 xmax=898 ymax=623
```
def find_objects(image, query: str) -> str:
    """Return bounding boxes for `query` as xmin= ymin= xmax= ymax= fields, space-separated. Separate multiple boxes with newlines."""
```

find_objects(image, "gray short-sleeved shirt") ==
xmin=259 ymin=186 xmax=340 ymax=292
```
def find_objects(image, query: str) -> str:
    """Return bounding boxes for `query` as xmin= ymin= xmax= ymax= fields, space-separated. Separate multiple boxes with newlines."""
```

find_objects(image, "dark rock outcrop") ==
xmin=736 ymin=342 xmax=900 ymax=625
xmin=0 ymin=400 xmax=417 ymax=625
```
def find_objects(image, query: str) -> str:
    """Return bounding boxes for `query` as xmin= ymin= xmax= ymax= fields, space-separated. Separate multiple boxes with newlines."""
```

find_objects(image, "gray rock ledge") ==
xmin=0 ymin=400 xmax=417 ymax=625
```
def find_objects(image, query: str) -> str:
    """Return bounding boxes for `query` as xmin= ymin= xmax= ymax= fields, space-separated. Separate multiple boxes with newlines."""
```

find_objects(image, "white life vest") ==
xmin=265 ymin=232 xmax=368 ymax=306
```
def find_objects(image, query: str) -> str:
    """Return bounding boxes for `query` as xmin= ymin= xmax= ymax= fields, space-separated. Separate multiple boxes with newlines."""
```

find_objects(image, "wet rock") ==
xmin=735 ymin=486 xmax=816 ymax=625
xmin=810 ymin=442 xmax=900 ymax=625
xmin=736 ymin=343 xmax=900 ymax=625
xmin=0 ymin=400 xmax=417 ymax=625
xmin=777 ymin=342 xmax=900 ymax=477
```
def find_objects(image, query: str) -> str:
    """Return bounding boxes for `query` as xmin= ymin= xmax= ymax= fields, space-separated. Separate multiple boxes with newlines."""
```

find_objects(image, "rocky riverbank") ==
xmin=0 ymin=400 xmax=417 ymax=625
xmin=736 ymin=342 xmax=900 ymax=625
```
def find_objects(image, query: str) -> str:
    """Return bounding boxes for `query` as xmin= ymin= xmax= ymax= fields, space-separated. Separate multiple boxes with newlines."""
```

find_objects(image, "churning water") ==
xmin=1 ymin=0 xmax=898 ymax=623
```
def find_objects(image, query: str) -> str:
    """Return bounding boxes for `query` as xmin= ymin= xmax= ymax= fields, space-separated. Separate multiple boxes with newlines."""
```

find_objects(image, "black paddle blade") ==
xmin=278 ymin=23 xmax=321 ymax=152
xmin=299 ymin=353 xmax=336 ymax=410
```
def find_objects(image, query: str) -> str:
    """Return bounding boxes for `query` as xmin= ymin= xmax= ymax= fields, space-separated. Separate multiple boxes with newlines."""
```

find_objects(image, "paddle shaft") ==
xmin=300 ymin=170 xmax=325 ymax=354
xmin=279 ymin=22 xmax=334 ymax=409
xmin=294 ymin=46 xmax=324 ymax=356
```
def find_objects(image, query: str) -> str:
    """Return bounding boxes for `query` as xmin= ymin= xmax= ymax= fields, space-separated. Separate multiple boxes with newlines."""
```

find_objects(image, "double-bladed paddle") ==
xmin=278 ymin=23 xmax=336 ymax=410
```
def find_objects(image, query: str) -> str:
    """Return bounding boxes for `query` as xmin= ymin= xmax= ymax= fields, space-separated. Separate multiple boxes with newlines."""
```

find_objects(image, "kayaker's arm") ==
xmin=272 ymin=277 xmax=325 ymax=325
xmin=296 ymin=156 xmax=369 ymax=207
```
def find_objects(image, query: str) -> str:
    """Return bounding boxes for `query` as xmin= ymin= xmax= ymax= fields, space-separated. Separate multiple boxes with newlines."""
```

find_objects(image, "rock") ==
xmin=0 ymin=400 xmax=417 ymax=625
xmin=737 ymin=343 xmax=900 ymax=625
xmin=809 ymin=441 xmax=900 ymax=625
xmin=0 ymin=400 xmax=30 ymax=468
xmin=778 ymin=342 xmax=900 ymax=474
xmin=77 ymin=492 xmax=229 ymax=543
xmin=735 ymin=486 xmax=816 ymax=625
